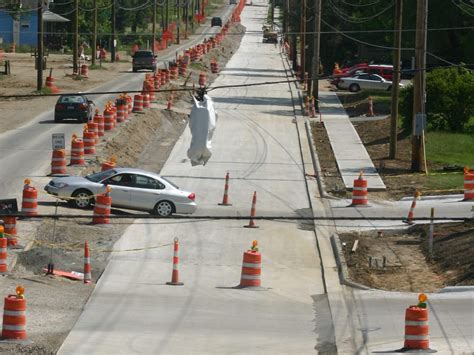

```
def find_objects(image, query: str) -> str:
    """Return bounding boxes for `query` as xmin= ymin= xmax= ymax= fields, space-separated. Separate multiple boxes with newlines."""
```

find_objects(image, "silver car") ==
xmin=337 ymin=73 xmax=403 ymax=92
xmin=44 ymin=168 xmax=197 ymax=216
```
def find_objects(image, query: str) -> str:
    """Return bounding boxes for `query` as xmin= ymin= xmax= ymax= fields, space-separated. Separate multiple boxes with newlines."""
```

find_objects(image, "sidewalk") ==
xmin=319 ymin=91 xmax=386 ymax=191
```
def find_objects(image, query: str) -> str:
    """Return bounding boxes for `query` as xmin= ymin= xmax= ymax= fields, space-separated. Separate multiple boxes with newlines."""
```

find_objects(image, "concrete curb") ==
xmin=400 ymin=194 xmax=464 ymax=202
xmin=330 ymin=234 xmax=372 ymax=291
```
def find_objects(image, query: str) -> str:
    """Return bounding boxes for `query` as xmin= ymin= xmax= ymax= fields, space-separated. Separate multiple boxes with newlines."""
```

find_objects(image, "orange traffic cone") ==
xmin=218 ymin=172 xmax=232 ymax=206
xmin=166 ymin=237 xmax=184 ymax=286
xmin=244 ymin=191 xmax=259 ymax=228
xmin=403 ymin=190 xmax=421 ymax=225
xmin=83 ymin=241 xmax=91 ymax=284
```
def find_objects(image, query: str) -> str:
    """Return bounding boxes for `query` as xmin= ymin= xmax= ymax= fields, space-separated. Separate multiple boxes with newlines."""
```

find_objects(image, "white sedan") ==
xmin=44 ymin=168 xmax=197 ymax=216
xmin=337 ymin=73 xmax=403 ymax=92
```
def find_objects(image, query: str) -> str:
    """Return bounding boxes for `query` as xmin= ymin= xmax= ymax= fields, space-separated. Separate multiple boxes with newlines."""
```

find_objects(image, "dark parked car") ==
xmin=132 ymin=50 xmax=157 ymax=72
xmin=211 ymin=17 xmax=223 ymax=27
xmin=54 ymin=94 xmax=95 ymax=123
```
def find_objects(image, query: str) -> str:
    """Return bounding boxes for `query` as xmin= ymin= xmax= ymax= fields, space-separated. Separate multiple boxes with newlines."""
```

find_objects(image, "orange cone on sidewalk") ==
xmin=350 ymin=171 xmax=369 ymax=206
xmin=239 ymin=240 xmax=261 ymax=288
xmin=166 ymin=237 xmax=184 ymax=286
xmin=218 ymin=172 xmax=232 ymax=206
xmin=0 ymin=227 xmax=7 ymax=274
xmin=403 ymin=190 xmax=421 ymax=225
xmin=83 ymin=241 xmax=91 ymax=284
xmin=244 ymin=191 xmax=259 ymax=228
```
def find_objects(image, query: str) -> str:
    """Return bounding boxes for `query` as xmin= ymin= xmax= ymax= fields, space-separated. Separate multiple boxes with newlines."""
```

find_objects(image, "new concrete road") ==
xmin=59 ymin=1 xmax=329 ymax=354
xmin=0 ymin=3 xmax=235 ymax=204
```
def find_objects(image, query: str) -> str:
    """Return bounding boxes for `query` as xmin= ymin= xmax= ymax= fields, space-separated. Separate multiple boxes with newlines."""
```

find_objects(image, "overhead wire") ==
xmin=327 ymin=0 xmax=394 ymax=24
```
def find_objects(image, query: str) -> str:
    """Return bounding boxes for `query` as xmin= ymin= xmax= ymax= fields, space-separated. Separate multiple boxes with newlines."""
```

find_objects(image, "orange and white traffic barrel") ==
xmin=126 ymin=95 xmax=133 ymax=115
xmin=142 ymin=93 xmax=150 ymax=109
xmin=199 ymin=72 xmax=206 ymax=87
xmin=80 ymin=64 xmax=89 ymax=78
xmin=166 ymin=237 xmax=184 ymax=286
xmin=116 ymin=103 xmax=126 ymax=123
xmin=83 ymin=128 xmax=96 ymax=155
xmin=1 ymin=287 xmax=27 ymax=340
xmin=103 ymin=108 xmax=115 ymax=131
xmin=70 ymin=135 xmax=86 ymax=166
xmin=0 ymin=228 xmax=7 ymax=274
xmin=3 ymin=217 xmax=17 ymax=247
xmin=51 ymin=149 xmax=67 ymax=175
xmin=93 ymin=111 xmax=105 ymax=137
xmin=350 ymin=171 xmax=369 ymax=206
xmin=239 ymin=241 xmax=261 ymax=288
xmin=133 ymin=94 xmax=144 ymax=113
xmin=403 ymin=306 xmax=429 ymax=350
xmin=83 ymin=241 xmax=92 ymax=284
xmin=463 ymin=167 xmax=474 ymax=200
xmin=87 ymin=121 xmax=99 ymax=144
xmin=92 ymin=189 xmax=112 ymax=224
xmin=21 ymin=180 xmax=38 ymax=216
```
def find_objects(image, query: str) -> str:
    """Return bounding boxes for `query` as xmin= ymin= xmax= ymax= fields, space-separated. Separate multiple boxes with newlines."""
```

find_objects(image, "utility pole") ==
xmin=166 ymin=0 xmax=169 ymax=29
xmin=411 ymin=0 xmax=428 ymax=172
xmin=184 ymin=0 xmax=188 ymax=39
xmin=310 ymin=0 xmax=321 ymax=106
xmin=300 ymin=0 xmax=306 ymax=80
xmin=282 ymin=0 xmax=288 ymax=38
xmin=36 ymin=0 xmax=43 ymax=90
xmin=73 ymin=0 xmax=78 ymax=73
xmin=389 ymin=0 xmax=402 ymax=159
xmin=271 ymin=0 xmax=275 ymax=26
xmin=152 ymin=0 xmax=157 ymax=54
xmin=92 ymin=0 xmax=97 ymax=66
xmin=177 ymin=0 xmax=180 ymax=44
xmin=111 ymin=0 xmax=116 ymax=62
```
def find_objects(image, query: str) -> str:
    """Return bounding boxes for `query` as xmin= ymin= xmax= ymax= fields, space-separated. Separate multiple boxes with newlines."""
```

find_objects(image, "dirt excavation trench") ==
xmin=0 ymin=23 xmax=245 ymax=355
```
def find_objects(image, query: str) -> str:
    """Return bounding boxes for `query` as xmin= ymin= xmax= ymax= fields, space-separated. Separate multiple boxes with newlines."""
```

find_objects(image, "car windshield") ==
xmin=59 ymin=95 xmax=85 ymax=104
xmin=85 ymin=169 xmax=117 ymax=182
xmin=134 ymin=51 xmax=153 ymax=58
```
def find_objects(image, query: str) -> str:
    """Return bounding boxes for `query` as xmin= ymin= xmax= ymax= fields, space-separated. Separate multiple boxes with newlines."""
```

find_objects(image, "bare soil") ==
xmin=0 ymin=20 xmax=245 ymax=354
xmin=313 ymin=83 xmax=474 ymax=291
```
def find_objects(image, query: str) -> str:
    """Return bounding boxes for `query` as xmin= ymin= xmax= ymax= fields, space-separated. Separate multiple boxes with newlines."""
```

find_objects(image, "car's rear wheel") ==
xmin=70 ymin=189 xmax=94 ymax=209
xmin=349 ymin=84 xmax=360 ymax=92
xmin=153 ymin=201 xmax=175 ymax=216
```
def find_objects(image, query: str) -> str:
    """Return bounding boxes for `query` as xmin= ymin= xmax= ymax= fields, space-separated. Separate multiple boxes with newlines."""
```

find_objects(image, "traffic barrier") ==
xmin=401 ymin=293 xmax=431 ymax=351
xmin=166 ymin=237 xmax=184 ymax=286
xmin=70 ymin=135 xmax=86 ymax=166
xmin=133 ymin=94 xmax=144 ymax=113
xmin=3 ymin=217 xmax=17 ymax=247
xmin=126 ymin=95 xmax=133 ymax=114
xmin=80 ymin=64 xmax=88 ymax=78
xmin=403 ymin=190 xmax=421 ymax=225
xmin=103 ymin=107 xmax=115 ymax=131
xmin=110 ymin=105 xmax=117 ymax=126
xmin=218 ymin=172 xmax=232 ymax=206
xmin=463 ymin=167 xmax=474 ymax=200
xmin=142 ymin=93 xmax=150 ymax=109
xmin=83 ymin=128 xmax=96 ymax=155
xmin=1 ymin=287 xmax=27 ymax=340
xmin=239 ymin=241 xmax=261 ymax=288
xmin=166 ymin=94 xmax=173 ymax=110
xmin=0 ymin=228 xmax=7 ymax=274
xmin=83 ymin=241 xmax=91 ymax=284
xmin=210 ymin=59 xmax=219 ymax=74
xmin=51 ymin=149 xmax=67 ymax=175
xmin=101 ymin=157 xmax=116 ymax=171
xmin=350 ymin=171 xmax=369 ymax=206
xmin=45 ymin=76 xmax=59 ymax=93
xmin=21 ymin=180 xmax=38 ymax=216
xmin=244 ymin=191 xmax=259 ymax=228
xmin=169 ymin=65 xmax=179 ymax=80
xmin=92 ymin=188 xmax=112 ymax=224
xmin=116 ymin=103 xmax=126 ymax=123
xmin=154 ymin=74 xmax=161 ymax=90
xmin=198 ymin=72 xmax=206 ymax=87
xmin=367 ymin=96 xmax=374 ymax=117
xmin=93 ymin=110 xmax=105 ymax=137
xmin=87 ymin=122 xmax=99 ymax=144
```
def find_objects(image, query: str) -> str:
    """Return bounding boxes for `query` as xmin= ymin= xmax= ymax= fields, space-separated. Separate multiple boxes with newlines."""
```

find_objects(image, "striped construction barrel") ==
xmin=92 ymin=194 xmax=112 ymax=224
xmin=404 ymin=306 xmax=429 ymax=350
xmin=132 ymin=95 xmax=144 ymax=113
xmin=464 ymin=171 xmax=474 ymax=200
xmin=0 ymin=237 xmax=7 ymax=273
xmin=83 ymin=130 xmax=96 ymax=155
xmin=70 ymin=138 xmax=85 ymax=166
xmin=239 ymin=250 xmax=261 ymax=287
xmin=87 ymin=122 xmax=99 ymax=144
xmin=51 ymin=149 xmax=67 ymax=175
xmin=3 ymin=217 xmax=17 ymax=246
xmin=21 ymin=185 xmax=38 ymax=216
xmin=93 ymin=113 xmax=105 ymax=137
xmin=351 ymin=176 xmax=368 ymax=205
xmin=1 ymin=295 xmax=27 ymax=339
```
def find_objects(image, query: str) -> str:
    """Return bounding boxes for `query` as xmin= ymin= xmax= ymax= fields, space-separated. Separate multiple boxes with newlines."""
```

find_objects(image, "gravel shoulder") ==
xmin=0 ymin=19 xmax=245 ymax=354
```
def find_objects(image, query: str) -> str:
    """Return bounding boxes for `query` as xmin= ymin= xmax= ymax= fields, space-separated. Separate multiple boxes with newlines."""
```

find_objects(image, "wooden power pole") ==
xmin=310 ymin=0 xmax=321 ymax=106
xmin=92 ymin=0 xmax=97 ymax=66
xmin=411 ymin=0 xmax=428 ymax=172
xmin=300 ymin=0 xmax=306 ymax=78
xmin=73 ymin=0 xmax=78 ymax=73
xmin=389 ymin=0 xmax=402 ymax=159
xmin=36 ymin=0 xmax=43 ymax=90
xmin=111 ymin=0 xmax=116 ymax=62
xmin=152 ymin=0 xmax=157 ymax=54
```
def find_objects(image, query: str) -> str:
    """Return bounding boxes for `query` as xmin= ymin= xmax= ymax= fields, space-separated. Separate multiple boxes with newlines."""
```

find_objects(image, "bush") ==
xmin=400 ymin=67 xmax=474 ymax=132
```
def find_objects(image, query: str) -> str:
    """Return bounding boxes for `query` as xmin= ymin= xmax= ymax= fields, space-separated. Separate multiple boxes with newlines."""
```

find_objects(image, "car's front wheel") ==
xmin=70 ymin=189 xmax=94 ymax=209
xmin=349 ymin=84 xmax=360 ymax=92
xmin=153 ymin=201 xmax=175 ymax=216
